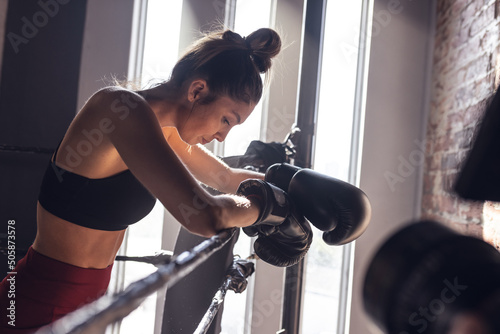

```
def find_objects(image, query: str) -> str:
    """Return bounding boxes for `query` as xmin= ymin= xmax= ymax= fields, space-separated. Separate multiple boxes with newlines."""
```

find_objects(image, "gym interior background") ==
xmin=0 ymin=0 xmax=499 ymax=333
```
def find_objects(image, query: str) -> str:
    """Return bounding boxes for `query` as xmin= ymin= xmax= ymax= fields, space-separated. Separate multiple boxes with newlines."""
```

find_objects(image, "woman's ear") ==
xmin=187 ymin=79 xmax=208 ymax=102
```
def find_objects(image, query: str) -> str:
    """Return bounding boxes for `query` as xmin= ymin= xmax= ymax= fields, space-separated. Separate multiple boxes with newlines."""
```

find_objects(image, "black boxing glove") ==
xmin=265 ymin=163 xmax=371 ymax=245
xmin=237 ymin=179 xmax=313 ymax=267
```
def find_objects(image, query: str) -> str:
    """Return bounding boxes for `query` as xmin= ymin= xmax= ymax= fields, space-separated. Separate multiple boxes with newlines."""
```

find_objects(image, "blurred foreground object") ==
xmin=363 ymin=221 xmax=500 ymax=334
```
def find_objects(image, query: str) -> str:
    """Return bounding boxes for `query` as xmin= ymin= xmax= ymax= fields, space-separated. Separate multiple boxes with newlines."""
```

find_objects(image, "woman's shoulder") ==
xmin=79 ymin=86 xmax=152 ymax=122
xmin=87 ymin=86 xmax=146 ymax=108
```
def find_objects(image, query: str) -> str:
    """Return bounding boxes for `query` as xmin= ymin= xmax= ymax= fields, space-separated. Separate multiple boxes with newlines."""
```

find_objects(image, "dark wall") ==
xmin=0 ymin=0 xmax=87 ymax=272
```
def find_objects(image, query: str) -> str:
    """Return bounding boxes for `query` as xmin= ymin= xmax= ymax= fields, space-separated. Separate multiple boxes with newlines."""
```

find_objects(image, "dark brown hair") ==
xmin=167 ymin=28 xmax=281 ymax=105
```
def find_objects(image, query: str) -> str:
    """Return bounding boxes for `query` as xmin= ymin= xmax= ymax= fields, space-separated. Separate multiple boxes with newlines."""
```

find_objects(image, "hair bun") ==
xmin=245 ymin=28 xmax=281 ymax=73
xmin=222 ymin=30 xmax=245 ymax=44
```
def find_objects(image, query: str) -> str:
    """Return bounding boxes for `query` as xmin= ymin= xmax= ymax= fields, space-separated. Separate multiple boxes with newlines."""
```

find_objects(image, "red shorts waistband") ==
xmin=24 ymin=246 xmax=113 ymax=284
xmin=6 ymin=246 xmax=113 ymax=308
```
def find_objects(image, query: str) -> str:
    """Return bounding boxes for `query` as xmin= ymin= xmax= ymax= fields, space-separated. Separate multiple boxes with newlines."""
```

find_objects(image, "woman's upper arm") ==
xmin=91 ymin=88 xmax=220 ymax=235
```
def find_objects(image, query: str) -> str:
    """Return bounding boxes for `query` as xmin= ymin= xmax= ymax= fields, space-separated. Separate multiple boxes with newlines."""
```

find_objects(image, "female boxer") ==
xmin=0 ymin=28 xmax=310 ymax=333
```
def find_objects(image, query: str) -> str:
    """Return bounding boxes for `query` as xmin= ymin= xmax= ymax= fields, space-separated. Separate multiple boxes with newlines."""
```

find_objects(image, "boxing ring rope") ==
xmin=115 ymin=250 xmax=173 ymax=267
xmin=194 ymin=256 xmax=255 ymax=334
xmin=34 ymin=228 xmax=246 ymax=334
xmin=194 ymin=279 xmax=233 ymax=334
xmin=0 ymin=144 xmax=53 ymax=155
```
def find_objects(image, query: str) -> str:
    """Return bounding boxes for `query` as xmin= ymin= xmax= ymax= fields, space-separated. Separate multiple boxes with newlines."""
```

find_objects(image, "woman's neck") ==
xmin=138 ymin=84 xmax=191 ymax=128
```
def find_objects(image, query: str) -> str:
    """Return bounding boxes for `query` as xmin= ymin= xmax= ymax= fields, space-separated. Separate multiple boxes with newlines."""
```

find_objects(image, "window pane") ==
xmin=301 ymin=1 xmax=363 ymax=333
xmin=141 ymin=0 xmax=183 ymax=87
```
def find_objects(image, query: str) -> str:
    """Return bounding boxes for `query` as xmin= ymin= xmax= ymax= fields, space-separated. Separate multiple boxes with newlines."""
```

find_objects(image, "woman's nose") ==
xmin=214 ymin=129 xmax=229 ymax=142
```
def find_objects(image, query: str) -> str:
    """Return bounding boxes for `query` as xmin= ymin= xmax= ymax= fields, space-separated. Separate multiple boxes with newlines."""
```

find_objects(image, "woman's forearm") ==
xmin=212 ymin=193 xmax=260 ymax=230
xmin=221 ymin=168 xmax=264 ymax=194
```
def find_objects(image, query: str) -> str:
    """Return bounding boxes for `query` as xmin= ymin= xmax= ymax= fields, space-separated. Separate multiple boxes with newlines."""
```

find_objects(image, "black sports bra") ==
xmin=38 ymin=141 xmax=156 ymax=231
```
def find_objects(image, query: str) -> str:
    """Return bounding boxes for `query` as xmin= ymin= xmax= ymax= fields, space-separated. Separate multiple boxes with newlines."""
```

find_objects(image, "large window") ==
xmin=301 ymin=1 xmax=365 ymax=333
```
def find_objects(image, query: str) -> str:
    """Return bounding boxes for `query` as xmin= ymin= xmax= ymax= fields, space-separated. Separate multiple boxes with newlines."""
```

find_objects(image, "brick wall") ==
xmin=422 ymin=0 xmax=500 ymax=248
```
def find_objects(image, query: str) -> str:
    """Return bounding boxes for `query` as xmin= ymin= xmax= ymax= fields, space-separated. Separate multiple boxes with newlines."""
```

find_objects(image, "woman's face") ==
xmin=179 ymin=96 xmax=255 ymax=145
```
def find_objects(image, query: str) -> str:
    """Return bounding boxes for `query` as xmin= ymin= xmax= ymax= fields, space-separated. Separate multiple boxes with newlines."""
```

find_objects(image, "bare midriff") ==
xmin=33 ymin=202 xmax=125 ymax=269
